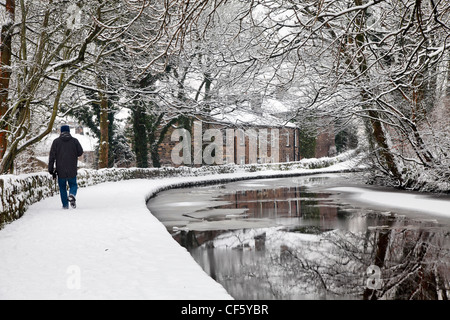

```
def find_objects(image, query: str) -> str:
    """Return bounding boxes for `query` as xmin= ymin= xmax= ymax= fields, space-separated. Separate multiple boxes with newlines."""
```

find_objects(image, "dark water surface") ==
xmin=147 ymin=173 xmax=450 ymax=300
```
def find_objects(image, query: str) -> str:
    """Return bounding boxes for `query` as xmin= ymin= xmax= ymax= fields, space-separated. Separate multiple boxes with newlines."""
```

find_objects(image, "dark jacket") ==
xmin=48 ymin=132 xmax=84 ymax=179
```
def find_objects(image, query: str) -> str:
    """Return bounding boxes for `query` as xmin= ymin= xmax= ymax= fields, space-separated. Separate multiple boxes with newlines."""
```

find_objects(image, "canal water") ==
xmin=147 ymin=173 xmax=450 ymax=300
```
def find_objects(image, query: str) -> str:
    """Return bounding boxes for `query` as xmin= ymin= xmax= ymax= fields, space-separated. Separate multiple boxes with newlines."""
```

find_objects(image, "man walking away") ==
xmin=48 ymin=125 xmax=84 ymax=209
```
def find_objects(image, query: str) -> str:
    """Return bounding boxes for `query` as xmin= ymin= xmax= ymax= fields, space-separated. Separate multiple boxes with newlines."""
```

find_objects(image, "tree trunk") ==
xmin=203 ymin=71 xmax=212 ymax=112
xmin=133 ymin=103 xmax=148 ymax=168
xmin=0 ymin=0 xmax=15 ymax=160
xmin=367 ymin=108 xmax=402 ymax=180
xmin=354 ymin=0 xmax=402 ymax=182
xmin=97 ymin=78 xmax=109 ymax=169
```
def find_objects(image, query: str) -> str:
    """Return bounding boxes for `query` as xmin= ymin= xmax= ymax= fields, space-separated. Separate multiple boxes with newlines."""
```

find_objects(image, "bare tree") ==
xmin=0 ymin=0 xmax=15 ymax=162
xmin=0 ymin=0 xmax=107 ymax=173
xmin=199 ymin=0 xmax=449 ymax=190
xmin=0 ymin=0 xmax=226 ymax=173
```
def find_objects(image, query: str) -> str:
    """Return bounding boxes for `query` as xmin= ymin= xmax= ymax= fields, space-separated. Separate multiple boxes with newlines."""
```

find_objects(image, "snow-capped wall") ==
xmin=0 ymin=150 xmax=358 ymax=229
xmin=0 ymin=173 xmax=58 ymax=227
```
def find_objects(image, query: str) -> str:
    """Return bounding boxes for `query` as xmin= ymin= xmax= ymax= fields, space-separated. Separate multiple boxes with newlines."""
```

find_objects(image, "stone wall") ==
xmin=0 ymin=173 xmax=58 ymax=226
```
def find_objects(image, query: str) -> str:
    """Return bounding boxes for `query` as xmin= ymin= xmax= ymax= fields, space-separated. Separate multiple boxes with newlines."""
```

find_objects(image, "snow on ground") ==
xmin=0 ymin=177 xmax=237 ymax=300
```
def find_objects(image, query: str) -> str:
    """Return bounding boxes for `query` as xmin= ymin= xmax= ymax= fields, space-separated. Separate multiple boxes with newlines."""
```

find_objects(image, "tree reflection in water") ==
xmin=148 ymin=175 xmax=450 ymax=300
xmin=181 ymin=224 xmax=449 ymax=300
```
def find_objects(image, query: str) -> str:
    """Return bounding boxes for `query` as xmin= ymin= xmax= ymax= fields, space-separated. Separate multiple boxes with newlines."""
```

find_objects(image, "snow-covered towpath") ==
xmin=0 ymin=177 xmax=233 ymax=300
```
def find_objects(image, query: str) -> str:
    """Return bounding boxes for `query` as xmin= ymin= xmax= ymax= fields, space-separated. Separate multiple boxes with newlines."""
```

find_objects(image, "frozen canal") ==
xmin=147 ymin=173 xmax=450 ymax=300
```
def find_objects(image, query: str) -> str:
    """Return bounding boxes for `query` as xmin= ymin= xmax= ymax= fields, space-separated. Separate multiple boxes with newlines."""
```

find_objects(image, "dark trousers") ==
xmin=58 ymin=177 xmax=78 ymax=208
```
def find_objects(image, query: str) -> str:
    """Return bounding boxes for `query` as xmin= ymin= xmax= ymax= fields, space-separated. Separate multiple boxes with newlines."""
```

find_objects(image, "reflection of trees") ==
xmin=171 ymin=182 xmax=449 ymax=300
xmin=377 ymin=229 xmax=449 ymax=300
xmin=264 ymin=227 xmax=450 ymax=300
xmin=182 ymin=222 xmax=449 ymax=300
xmin=264 ymin=230 xmax=368 ymax=299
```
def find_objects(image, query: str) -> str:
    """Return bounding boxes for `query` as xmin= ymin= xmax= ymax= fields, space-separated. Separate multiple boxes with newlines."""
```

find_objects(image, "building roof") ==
xmin=210 ymin=100 xmax=296 ymax=128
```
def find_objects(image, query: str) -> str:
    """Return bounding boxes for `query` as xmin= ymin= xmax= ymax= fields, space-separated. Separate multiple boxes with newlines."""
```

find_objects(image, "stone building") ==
xmin=157 ymin=122 xmax=300 ymax=167
xmin=156 ymin=108 xmax=336 ymax=167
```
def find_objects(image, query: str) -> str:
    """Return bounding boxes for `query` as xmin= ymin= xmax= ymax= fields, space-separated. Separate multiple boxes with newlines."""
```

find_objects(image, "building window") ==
xmin=271 ymin=132 xmax=277 ymax=148
xmin=285 ymin=130 xmax=290 ymax=147
xmin=239 ymin=129 xmax=245 ymax=146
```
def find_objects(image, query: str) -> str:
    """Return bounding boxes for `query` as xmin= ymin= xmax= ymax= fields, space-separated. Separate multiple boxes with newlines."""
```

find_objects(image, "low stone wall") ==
xmin=0 ymin=173 xmax=57 ymax=227
xmin=0 ymin=150 xmax=358 ymax=229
